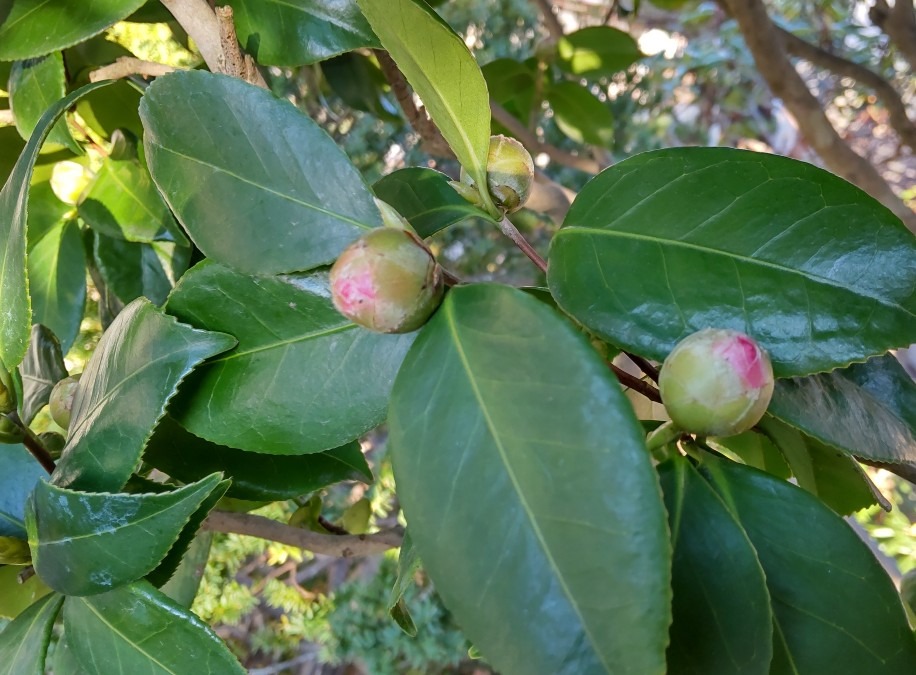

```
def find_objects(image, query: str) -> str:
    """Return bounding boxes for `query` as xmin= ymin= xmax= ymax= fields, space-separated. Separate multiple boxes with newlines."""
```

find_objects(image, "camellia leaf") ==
xmin=93 ymin=233 xmax=190 ymax=306
xmin=0 ymin=1 xmax=147 ymax=60
xmin=159 ymin=532 xmax=213 ymax=608
xmin=0 ymin=445 xmax=46 ymax=540
xmin=388 ymin=530 xmax=421 ymax=636
xmin=556 ymin=26 xmax=642 ymax=79
xmin=63 ymin=582 xmax=246 ymax=674
xmin=19 ymin=325 xmax=67 ymax=426
xmin=166 ymin=261 xmax=413 ymax=455
xmin=8 ymin=53 xmax=77 ymax=152
xmin=546 ymin=81 xmax=615 ymax=147
xmin=702 ymin=457 xmax=916 ymax=672
xmin=357 ymin=0 xmax=499 ymax=216
xmin=322 ymin=52 xmax=399 ymax=120
xmin=0 ymin=594 xmax=63 ymax=675
xmin=482 ymin=58 xmax=537 ymax=129
xmin=768 ymin=354 xmax=916 ymax=465
xmin=26 ymin=474 xmax=223 ymax=596
xmin=373 ymin=167 xmax=493 ymax=238
xmin=140 ymin=70 xmax=381 ymax=275
xmin=0 ymin=80 xmax=109 ymax=371
xmin=145 ymin=416 xmax=372 ymax=501
xmin=51 ymin=299 xmax=235 ymax=492
xmin=548 ymin=148 xmax=916 ymax=377
xmin=707 ymin=428 xmax=791 ymax=479
xmin=0 ymin=565 xmax=51 ymax=620
xmin=227 ymin=0 xmax=380 ymax=66
xmin=658 ymin=457 xmax=772 ymax=675
xmin=388 ymin=284 xmax=671 ymax=674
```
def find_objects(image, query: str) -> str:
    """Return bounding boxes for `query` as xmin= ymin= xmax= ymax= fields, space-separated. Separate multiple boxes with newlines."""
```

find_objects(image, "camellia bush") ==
xmin=0 ymin=1 xmax=915 ymax=673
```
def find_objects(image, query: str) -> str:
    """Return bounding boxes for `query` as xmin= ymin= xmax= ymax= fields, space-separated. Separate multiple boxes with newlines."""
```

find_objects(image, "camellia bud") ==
xmin=50 ymin=160 xmax=93 ymax=206
xmin=0 ymin=417 xmax=23 ymax=444
xmin=0 ymin=362 xmax=15 ymax=415
xmin=458 ymin=135 xmax=535 ymax=214
xmin=659 ymin=328 xmax=774 ymax=437
xmin=329 ymin=228 xmax=444 ymax=334
xmin=49 ymin=374 xmax=81 ymax=430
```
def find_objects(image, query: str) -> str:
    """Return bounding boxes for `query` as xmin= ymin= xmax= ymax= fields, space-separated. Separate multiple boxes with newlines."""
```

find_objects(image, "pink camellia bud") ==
xmin=658 ymin=328 xmax=774 ymax=437
xmin=329 ymin=228 xmax=444 ymax=334
xmin=49 ymin=374 xmax=81 ymax=430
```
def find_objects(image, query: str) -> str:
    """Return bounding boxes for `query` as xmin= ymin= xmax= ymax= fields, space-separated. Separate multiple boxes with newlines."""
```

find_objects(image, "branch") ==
xmin=776 ymin=26 xmax=916 ymax=151
xmin=498 ymin=217 xmax=548 ymax=273
xmin=609 ymin=365 xmax=663 ymax=403
xmin=532 ymin=0 xmax=565 ymax=40
xmin=89 ymin=57 xmax=178 ymax=82
xmin=625 ymin=352 xmax=660 ymax=383
xmin=203 ymin=510 xmax=404 ymax=557
xmin=720 ymin=0 xmax=916 ymax=233
xmin=7 ymin=413 xmax=56 ymax=474
xmin=870 ymin=0 xmax=916 ymax=71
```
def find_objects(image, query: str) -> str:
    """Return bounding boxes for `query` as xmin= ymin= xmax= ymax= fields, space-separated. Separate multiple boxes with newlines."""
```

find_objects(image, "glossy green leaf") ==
xmin=18 ymin=325 xmax=67 ymax=425
xmin=26 ymin=474 xmax=222 ymax=596
xmin=702 ymin=457 xmax=916 ymax=672
xmin=658 ymin=457 xmax=772 ymax=675
xmin=145 ymin=416 xmax=372 ymax=501
xmin=388 ymin=284 xmax=671 ymax=674
xmin=27 ymin=184 xmax=85 ymax=352
xmin=769 ymin=354 xmax=916 ymax=464
xmin=49 ymin=630 xmax=88 ymax=675
xmin=0 ymin=566 xmax=50 ymax=619
xmin=140 ymin=70 xmax=380 ymax=275
xmin=93 ymin=234 xmax=190 ymax=306
xmin=546 ymin=81 xmax=614 ymax=147
xmin=322 ymin=52 xmax=399 ymax=120
xmin=373 ymin=168 xmax=493 ymax=238
xmin=8 ymin=53 xmax=77 ymax=152
xmin=51 ymin=299 xmax=235 ymax=492
xmin=227 ymin=0 xmax=379 ymax=66
xmin=482 ymin=58 xmax=537 ymax=128
xmin=63 ymin=582 xmax=246 ymax=675
xmin=166 ymin=261 xmax=413 ymax=455
xmin=707 ymin=429 xmax=791 ymax=479
xmin=160 ymin=532 xmax=213 ymax=608
xmin=388 ymin=530 xmax=421 ymax=636
xmin=0 ymin=1 xmax=147 ymax=60
xmin=0 ymin=81 xmax=109 ymax=371
xmin=0 ymin=445 xmax=45 ymax=540
xmin=357 ymin=0 xmax=498 ymax=216
xmin=548 ymin=148 xmax=916 ymax=377
xmin=557 ymin=26 xmax=642 ymax=78
xmin=0 ymin=594 xmax=62 ymax=675
xmin=79 ymin=156 xmax=185 ymax=244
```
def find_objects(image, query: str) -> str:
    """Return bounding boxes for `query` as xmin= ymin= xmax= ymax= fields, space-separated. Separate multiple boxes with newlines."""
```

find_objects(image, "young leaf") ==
xmin=0 ymin=594 xmax=63 ymax=675
xmin=357 ymin=0 xmax=499 ymax=216
xmin=63 ymin=582 xmax=246 ymax=674
xmin=388 ymin=530 xmax=421 ymax=636
xmin=702 ymin=457 xmax=916 ymax=672
xmin=388 ymin=284 xmax=671 ymax=674
xmin=27 ymin=474 xmax=223 ymax=596
xmin=373 ymin=167 xmax=494 ymax=238
xmin=145 ymin=416 xmax=372 ymax=501
xmin=166 ymin=261 xmax=413 ymax=455
xmin=546 ymin=81 xmax=615 ymax=147
xmin=227 ymin=0 xmax=380 ymax=66
xmin=0 ymin=1 xmax=147 ymax=60
xmin=0 ymin=445 xmax=46 ymax=540
xmin=18 ymin=324 xmax=68 ymax=425
xmin=51 ymin=299 xmax=236 ymax=492
xmin=8 ymin=53 xmax=78 ymax=152
xmin=556 ymin=26 xmax=642 ymax=78
xmin=140 ymin=70 xmax=381 ymax=275
xmin=0 ymin=80 xmax=109 ymax=370
xmin=658 ymin=457 xmax=772 ymax=675
xmin=548 ymin=148 xmax=916 ymax=377
xmin=159 ymin=532 xmax=213 ymax=609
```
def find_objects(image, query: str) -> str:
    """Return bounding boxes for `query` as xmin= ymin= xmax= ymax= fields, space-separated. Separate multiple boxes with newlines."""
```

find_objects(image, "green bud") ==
xmin=49 ymin=374 xmax=81 ymax=430
xmin=460 ymin=135 xmax=535 ymax=214
xmin=0 ymin=416 xmax=23 ymax=444
xmin=659 ymin=328 xmax=774 ymax=437
xmin=0 ymin=362 xmax=15 ymax=414
xmin=50 ymin=161 xmax=93 ymax=206
xmin=330 ymin=228 xmax=444 ymax=334
xmin=37 ymin=431 xmax=66 ymax=459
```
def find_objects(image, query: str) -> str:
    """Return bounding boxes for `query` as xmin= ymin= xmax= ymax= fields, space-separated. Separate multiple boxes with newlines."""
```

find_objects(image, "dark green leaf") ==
xmin=388 ymin=530 xmax=421 ymax=636
xmin=166 ymin=261 xmax=413 ymax=455
xmin=18 ymin=324 xmax=67 ymax=425
xmin=160 ymin=532 xmax=213 ymax=608
xmin=322 ymin=52 xmax=399 ymax=120
xmin=8 ymin=53 xmax=77 ymax=152
xmin=63 ymin=582 xmax=246 ymax=674
xmin=0 ymin=594 xmax=62 ymax=675
xmin=707 ymin=429 xmax=791 ymax=479
xmin=0 ymin=444 xmax=45 ymax=540
xmin=373 ymin=167 xmax=493 ymax=238
xmin=658 ymin=457 xmax=772 ymax=675
xmin=388 ymin=284 xmax=671 ymax=674
xmin=0 ymin=81 xmax=109 ymax=370
xmin=357 ymin=0 xmax=498 ymax=216
xmin=0 ymin=1 xmax=147 ymax=60
xmin=769 ymin=354 xmax=916 ymax=464
xmin=557 ymin=26 xmax=642 ymax=78
xmin=75 ymin=81 xmax=144 ymax=140
xmin=49 ymin=630 xmax=88 ymax=675
xmin=227 ymin=0 xmax=380 ymax=66
xmin=546 ymin=81 xmax=614 ymax=147
xmin=93 ymin=233 xmax=190 ymax=306
xmin=27 ymin=474 xmax=222 ymax=596
xmin=702 ymin=457 xmax=916 ymax=672
xmin=0 ymin=565 xmax=50 ymax=619
xmin=482 ymin=58 xmax=537 ymax=128
xmin=140 ymin=70 xmax=380 ymax=275
xmin=548 ymin=148 xmax=916 ymax=377
xmin=145 ymin=416 xmax=371 ymax=501
xmin=51 ymin=299 xmax=235 ymax=492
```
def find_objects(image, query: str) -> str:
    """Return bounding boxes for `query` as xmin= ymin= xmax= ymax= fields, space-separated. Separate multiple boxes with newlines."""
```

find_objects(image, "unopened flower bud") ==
xmin=0 ymin=417 xmax=23 ymax=444
xmin=0 ymin=363 xmax=15 ymax=415
xmin=659 ymin=329 xmax=774 ymax=437
xmin=459 ymin=135 xmax=535 ymax=214
xmin=330 ymin=228 xmax=444 ymax=334
xmin=50 ymin=161 xmax=93 ymax=206
xmin=49 ymin=374 xmax=81 ymax=430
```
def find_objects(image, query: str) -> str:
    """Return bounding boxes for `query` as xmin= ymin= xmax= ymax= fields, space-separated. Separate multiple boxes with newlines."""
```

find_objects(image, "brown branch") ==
xmin=7 ymin=413 xmax=56 ymax=474
xmin=625 ymin=352 xmax=660 ymax=383
xmin=870 ymin=0 xmax=916 ymax=71
xmin=214 ymin=6 xmax=267 ymax=87
xmin=533 ymin=0 xmax=565 ymax=40
xmin=609 ymin=364 xmax=663 ymax=403
xmin=720 ymin=0 xmax=916 ymax=233
xmin=498 ymin=217 xmax=548 ymax=273
xmin=89 ymin=57 xmax=178 ymax=83
xmin=776 ymin=26 xmax=916 ymax=151
xmin=203 ymin=510 xmax=404 ymax=557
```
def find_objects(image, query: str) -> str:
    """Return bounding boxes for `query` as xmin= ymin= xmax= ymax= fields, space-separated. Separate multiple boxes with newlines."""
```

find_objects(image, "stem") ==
xmin=625 ymin=352 xmax=660 ymax=383
xmin=498 ymin=217 xmax=548 ymax=274
xmin=7 ymin=412 xmax=56 ymax=474
xmin=609 ymin=364 xmax=663 ymax=403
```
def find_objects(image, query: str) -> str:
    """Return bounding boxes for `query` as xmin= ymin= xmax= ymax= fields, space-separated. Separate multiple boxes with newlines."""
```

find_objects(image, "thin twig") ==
xmin=625 ymin=352 xmax=660 ymax=383
xmin=90 ymin=57 xmax=178 ymax=82
xmin=609 ymin=364 xmax=663 ymax=403
xmin=498 ymin=217 xmax=548 ymax=274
